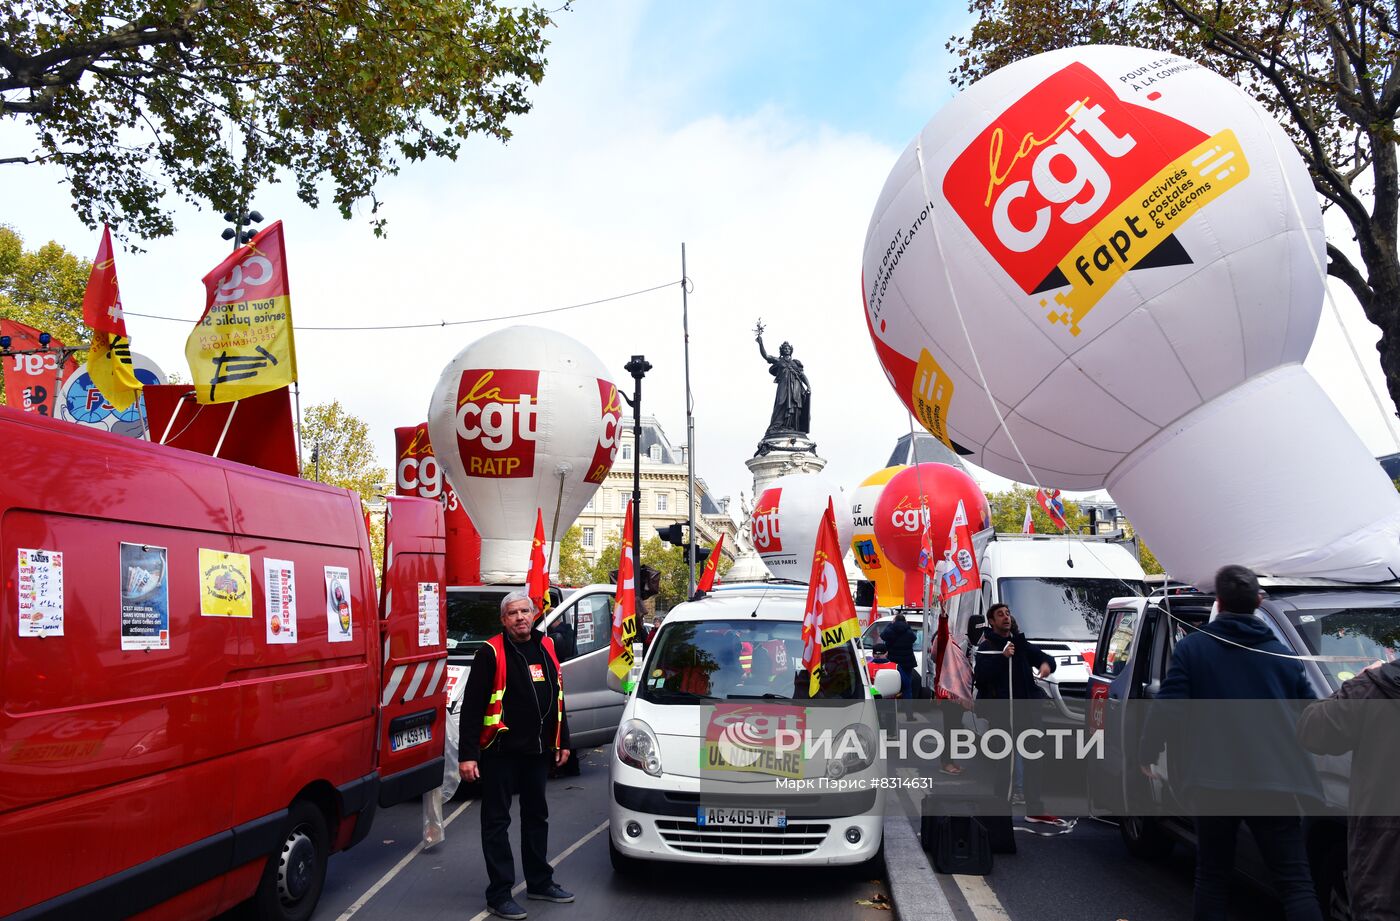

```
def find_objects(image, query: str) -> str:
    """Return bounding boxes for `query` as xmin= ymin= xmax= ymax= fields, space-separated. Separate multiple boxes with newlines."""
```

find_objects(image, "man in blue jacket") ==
xmin=1139 ymin=565 xmax=1321 ymax=921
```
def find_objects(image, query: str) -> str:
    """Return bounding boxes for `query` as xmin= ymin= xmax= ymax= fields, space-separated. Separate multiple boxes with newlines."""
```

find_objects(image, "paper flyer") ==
xmin=324 ymin=565 xmax=353 ymax=643
xmin=264 ymin=558 xmax=297 ymax=644
xmin=17 ymin=548 xmax=64 ymax=638
xmin=418 ymin=582 xmax=440 ymax=647
xmin=120 ymin=543 xmax=170 ymax=651
xmin=199 ymin=548 xmax=252 ymax=617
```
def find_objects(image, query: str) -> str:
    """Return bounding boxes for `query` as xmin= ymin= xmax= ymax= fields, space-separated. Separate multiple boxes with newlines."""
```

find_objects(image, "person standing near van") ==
xmin=974 ymin=603 xmax=1056 ymax=814
xmin=1297 ymin=658 xmax=1400 ymax=919
xmin=881 ymin=613 xmax=920 ymax=700
xmin=459 ymin=591 xmax=574 ymax=920
xmin=1139 ymin=565 xmax=1321 ymax=921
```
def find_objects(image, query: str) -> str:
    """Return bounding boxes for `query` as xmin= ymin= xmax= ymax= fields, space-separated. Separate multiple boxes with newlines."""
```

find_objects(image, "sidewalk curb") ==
xmin=883 ymin=813 xmax=956 ymax=921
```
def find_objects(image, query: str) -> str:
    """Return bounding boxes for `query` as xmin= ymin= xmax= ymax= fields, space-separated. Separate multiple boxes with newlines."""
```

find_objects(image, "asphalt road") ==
xmin=268 ymin=747 xmax=1282 ymax=921
xmin=308 ymin=746 xmax=891 ymax=921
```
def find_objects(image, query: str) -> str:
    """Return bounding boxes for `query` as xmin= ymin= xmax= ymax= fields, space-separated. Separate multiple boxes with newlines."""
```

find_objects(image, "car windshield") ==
xmin=998 ymin=577 xmax=1146 ymax=641
xmin=861 ymin=620 xmax=923 ymax=650
xmin=446 ymin=588 xmax=562 ymax=656
xmin=641 ymin=620 xmax=864 ymax=703
xmin=1281 ymin=591 xmax=1400 ymax=690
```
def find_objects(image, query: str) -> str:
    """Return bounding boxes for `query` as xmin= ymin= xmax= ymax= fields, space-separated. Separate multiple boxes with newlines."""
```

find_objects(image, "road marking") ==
xmin=953 ymin=874 xmax=1012 ymax=921
xmin=336 ymin=799 xmax=473 ymax=920
xmin=465 ymin=820 xmax=610 ymax=921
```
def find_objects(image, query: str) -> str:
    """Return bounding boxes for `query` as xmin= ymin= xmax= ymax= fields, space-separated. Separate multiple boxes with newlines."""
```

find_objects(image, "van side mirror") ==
xmin=873 ymin=669 xmax=902 ymax=699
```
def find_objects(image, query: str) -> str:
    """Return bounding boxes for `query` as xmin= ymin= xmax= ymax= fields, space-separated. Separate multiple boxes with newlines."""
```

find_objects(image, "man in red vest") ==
xmin=459 ymin=591 xmax=573 ymax=919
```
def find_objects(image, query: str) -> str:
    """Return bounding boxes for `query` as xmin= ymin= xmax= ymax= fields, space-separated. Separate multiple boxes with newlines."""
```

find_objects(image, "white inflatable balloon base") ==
xmin=479 ymin=539 xmax=559 ymax=587
xmin=1108 ymin=364 xmax=1400 ymax=588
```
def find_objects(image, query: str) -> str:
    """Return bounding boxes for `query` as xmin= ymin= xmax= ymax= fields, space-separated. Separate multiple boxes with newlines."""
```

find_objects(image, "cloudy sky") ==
xmin=4 ymin=1 xmax=1397 ymax=512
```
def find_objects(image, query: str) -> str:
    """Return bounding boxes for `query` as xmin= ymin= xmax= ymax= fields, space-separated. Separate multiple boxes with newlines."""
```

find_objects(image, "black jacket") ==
xmin=880 ymin=618 xmax=919 ymax=671
xmin=974 ymin=629 xmax=1055 ymax=700
xmin=458 ymin=630 xmax=570 ymax=762
xmin=1139 ymin=614 xmax=1319 ymax=802
xmin=1297 ymin=661 xmax=1400 ymax=919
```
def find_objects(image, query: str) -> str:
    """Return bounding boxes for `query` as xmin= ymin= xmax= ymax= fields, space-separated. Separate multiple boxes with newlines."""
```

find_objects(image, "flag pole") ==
xmin=682 ymin=243 xmax=696 ymax=596
xmin=293 ymin=382 xmax=303 ymax=476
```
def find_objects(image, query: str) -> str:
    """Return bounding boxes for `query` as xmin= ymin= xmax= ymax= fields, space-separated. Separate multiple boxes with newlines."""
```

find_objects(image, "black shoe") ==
xmin=527 ymin=884 xmax=575 ymax=903
xmin=488 ymin=898 xmax=528 ymax=920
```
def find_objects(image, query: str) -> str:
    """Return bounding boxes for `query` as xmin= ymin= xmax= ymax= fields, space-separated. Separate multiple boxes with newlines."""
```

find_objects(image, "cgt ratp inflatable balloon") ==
xmin=862 ymin=45 xmax=1400 ymax=587
xmin=751 ymin=473 xmax=853 ymax=583
xmin=427 ymin=326 xmax=622 ymax=583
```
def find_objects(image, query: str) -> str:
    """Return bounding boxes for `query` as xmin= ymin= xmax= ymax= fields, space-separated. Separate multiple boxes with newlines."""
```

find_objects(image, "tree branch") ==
xmin=1328 ymin=242 xmax=1375 ymax=314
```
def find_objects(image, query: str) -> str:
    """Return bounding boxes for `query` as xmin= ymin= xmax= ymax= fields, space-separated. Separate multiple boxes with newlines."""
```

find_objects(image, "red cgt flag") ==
xmin=800 ymin=500 xmax=861 ymax=697
xmin=938 ymin=499 xmax=981 ymax=603
xmin=81 ymin=226 xmax=127 ymax=337
xmin=608 ymin=501 xmax=639 ymax=686
xmin=526 ymin=508 xmax=548 ymax=619
xmin=696 ymin=532 xmax=725 ymax=593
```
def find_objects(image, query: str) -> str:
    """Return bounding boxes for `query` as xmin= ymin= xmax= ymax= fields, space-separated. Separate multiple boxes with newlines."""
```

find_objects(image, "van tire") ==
xmin=1119 ymin=816 xmax=1174 ymax=860
xmin=609 ymin=837 xmax=641 ymax=876
xmin=254 ymin=801 xmax=330 ymax=921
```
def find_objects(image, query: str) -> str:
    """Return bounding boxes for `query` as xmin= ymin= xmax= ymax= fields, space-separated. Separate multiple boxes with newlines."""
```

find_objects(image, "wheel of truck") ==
xmin=609 ymin=836 xmax=642 ymax=876
xmin=1119 ymin=815 xmax=1174 ymax=860
xmin=254 ymin=800 xmax=330 ymax=921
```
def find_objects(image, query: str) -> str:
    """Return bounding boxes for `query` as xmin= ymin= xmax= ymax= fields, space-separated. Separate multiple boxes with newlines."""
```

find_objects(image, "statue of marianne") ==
xmin=755 ymin=325 xmax=811 ymax=438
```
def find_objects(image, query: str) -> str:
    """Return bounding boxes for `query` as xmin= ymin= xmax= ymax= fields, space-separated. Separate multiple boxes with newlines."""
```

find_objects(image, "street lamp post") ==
xmin=624 ymin=355 xmax=652 ymax=569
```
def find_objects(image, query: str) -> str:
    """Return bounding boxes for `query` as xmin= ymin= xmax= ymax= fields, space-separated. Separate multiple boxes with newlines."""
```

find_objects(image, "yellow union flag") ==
xmin=187 ymin=221 xmax=298 ymax=404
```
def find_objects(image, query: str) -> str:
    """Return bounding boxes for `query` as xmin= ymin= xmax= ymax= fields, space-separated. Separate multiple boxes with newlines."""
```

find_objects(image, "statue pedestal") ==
xmin=745 ymin=444 xmax=827 ymax=497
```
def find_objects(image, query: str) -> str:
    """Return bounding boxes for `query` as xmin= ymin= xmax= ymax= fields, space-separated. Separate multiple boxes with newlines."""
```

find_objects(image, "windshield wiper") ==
xmin=647 ymin=689 xmax=715 ymax=702
xmin=724 ymin=693 xmax=787 ymax=699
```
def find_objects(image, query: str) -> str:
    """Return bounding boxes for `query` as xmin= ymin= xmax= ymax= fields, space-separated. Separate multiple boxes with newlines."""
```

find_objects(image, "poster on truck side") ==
xmin=263 ymin=558 xmax=298 ymax=644
xmin=120 ymin=543 xmax=170 ymax=650
xmin=418 ymin=582 xmax=440 ymax=647
xmin=17 ymin=548 xmax=64 ymax=637
xmin=324 ymin=566 xmax=353 ymax=643
xmin=199 ymin=548 xmax=252 ymax=617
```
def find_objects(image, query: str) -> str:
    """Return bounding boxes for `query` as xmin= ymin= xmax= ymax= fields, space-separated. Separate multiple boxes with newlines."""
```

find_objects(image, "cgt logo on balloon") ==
xmin=585 ymin=380 xmax=623 ymax=485
xmin=751 ymin=489 xmax=784 ymax=554
xmin=887 ymin=497 xmax=931 ymax=534
xmin=453 ymin=369 xmax=539 ymax=478
xmin=943 ymin=61 xmax=1247 ymax=337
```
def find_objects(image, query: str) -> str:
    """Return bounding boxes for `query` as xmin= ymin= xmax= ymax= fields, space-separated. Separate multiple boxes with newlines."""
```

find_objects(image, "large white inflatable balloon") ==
xmin=863 ymin=45 xmax=1400 ymax=586
xmin=751 ymin=474 xmax=853 ymax=582
xmin=428 ymin=326 xmax=622 ymax=583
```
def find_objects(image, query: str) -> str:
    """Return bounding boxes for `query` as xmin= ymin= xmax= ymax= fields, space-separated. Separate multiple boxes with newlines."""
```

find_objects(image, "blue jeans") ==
xmin=1192 ymin=815 xmax=1321 ymax=921
xmin=896 ymin=664 xmax=915 ymax=700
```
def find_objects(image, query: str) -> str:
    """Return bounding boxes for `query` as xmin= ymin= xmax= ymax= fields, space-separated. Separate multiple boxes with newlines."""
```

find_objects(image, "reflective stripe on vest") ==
xmin=479 ymin=633 xmax=565 ymax=750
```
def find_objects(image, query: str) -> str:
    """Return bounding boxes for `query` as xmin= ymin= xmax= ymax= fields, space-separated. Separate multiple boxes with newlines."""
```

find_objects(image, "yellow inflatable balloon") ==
xmin=850 ymin=466 xmax=909 ymax=606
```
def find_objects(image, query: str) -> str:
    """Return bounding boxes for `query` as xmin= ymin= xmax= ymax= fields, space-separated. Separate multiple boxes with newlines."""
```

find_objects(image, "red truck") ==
xmin=0 ymin=406 xmax=447 ymax=920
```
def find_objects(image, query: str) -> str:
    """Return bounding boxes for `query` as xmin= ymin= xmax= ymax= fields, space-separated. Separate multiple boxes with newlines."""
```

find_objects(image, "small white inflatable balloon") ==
xmin=751 ymin=474 xmax=853 ymax=582
xmin=863 ymin=45 xmax=1400 ymax=586
xmin=427 ymin=326 xmax=622 ymax=583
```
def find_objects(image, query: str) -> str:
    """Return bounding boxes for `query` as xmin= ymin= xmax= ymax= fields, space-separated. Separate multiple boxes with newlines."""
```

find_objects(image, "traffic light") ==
xmin=639 ymin=565 xmax=661 ymax=600
xmin=655 ymin=523 xmax=685 ymax=546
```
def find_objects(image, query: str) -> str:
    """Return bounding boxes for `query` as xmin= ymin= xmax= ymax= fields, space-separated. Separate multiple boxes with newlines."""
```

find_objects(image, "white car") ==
xmin=608 ymin=583 xmax=901 ymax=872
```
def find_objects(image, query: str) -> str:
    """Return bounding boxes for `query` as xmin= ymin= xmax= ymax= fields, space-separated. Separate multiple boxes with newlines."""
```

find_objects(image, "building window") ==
xmin=619 ymin=489 xmax=630 ymax=511
xmin=649 ymin=444 xmax=662 ymax=462
xmin=584 ymin=495 xmax=593 ymax=511
xmin=655 ymin=492 xmax=669 ymax=512
xmin=582 ymin=526 xmax=594 ymax=548
xmin=621 ymin=443 xmax=633 ymax=461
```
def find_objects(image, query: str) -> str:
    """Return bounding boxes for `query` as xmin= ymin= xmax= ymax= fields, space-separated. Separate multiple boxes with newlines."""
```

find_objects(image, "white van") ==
xmin=942 ymin=535 xmax=1147 ymax=710
xmin=607 ymin=583 xmax=901 ymax=872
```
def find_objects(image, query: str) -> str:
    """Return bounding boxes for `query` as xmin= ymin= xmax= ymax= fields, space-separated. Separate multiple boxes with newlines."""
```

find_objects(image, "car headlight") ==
xmin=826 ymin=722 xmax=878 ymax=779
xmin=616 ymin=718 xmax=663 ymax=777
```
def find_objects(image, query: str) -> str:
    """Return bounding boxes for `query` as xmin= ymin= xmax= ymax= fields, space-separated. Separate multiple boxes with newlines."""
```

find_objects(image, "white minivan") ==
xmin=607 ymin=583 xmax=901 ymax=872
xmin=930 ymin=535 xmax=1146 ymax=714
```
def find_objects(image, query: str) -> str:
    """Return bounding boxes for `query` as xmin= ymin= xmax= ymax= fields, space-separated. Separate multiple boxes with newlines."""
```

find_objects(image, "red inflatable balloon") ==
xmin=872 ymin=464 xmax=989 ymax=573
